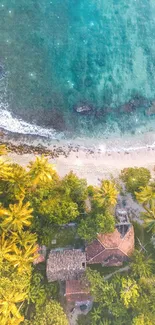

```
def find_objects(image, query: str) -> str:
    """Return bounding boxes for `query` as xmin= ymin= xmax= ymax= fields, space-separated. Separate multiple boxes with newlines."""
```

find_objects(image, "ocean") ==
xmin=1 ymin=0 xmax=155 ymax=148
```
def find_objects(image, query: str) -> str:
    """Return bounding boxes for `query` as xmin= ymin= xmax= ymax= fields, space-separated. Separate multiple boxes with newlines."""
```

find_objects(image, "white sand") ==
xmin=6 ymin=146 xmax=155 ymax=185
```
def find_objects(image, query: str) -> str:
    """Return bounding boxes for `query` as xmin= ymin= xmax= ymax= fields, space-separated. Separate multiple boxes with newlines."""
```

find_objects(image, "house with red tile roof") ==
xmin=86 ymin=224 xmax=134 ymax=266
xmin=65 ymin=279 xmax=92 ymax=304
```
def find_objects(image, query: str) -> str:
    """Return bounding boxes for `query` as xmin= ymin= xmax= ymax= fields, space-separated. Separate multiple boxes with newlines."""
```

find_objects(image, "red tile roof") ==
xmin=86 ymin=239 xmax=104 ymax=261
xmin=118 ymin=226 xmax=134 ymax=255
xmin=65 ymin=280 xmax=91 ymax=302
xmin=87 ymin=248 xmax=126 ymax=264
xmin=86 ymin=225 xmax=134 ymax=265
xmin=98 ymin=226 xmax=134 ymax=255
xmin=98 ymin=229 xmax=122 ymax=248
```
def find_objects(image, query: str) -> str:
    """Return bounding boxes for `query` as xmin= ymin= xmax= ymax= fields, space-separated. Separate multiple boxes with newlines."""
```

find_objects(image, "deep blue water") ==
xmin=1 ymin=0 xmax=155 ymax=139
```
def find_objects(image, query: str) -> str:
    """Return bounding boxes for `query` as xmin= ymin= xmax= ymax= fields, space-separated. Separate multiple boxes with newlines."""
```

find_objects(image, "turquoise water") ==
xmin=1 ymin=0 xmax=155 ymax=139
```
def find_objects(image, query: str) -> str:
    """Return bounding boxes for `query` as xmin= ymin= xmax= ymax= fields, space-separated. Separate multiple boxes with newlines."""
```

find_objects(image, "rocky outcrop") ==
xmin=74 ymin=104 xmax=93 ymax=114
xmin=118 ymin=96 xmax=149 ymax=114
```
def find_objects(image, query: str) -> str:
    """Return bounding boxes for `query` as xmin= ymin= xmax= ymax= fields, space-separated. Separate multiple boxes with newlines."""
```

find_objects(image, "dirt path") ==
xmin=104 ymin=265 xmax=130 ymax=280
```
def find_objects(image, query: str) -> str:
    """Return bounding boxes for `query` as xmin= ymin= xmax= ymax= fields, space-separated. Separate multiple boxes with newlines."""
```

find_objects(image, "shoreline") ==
xmin=1 ymin=129 xmax=155 ymax=185
xmin=2 ymin=140 xmax=155 ymax=186
xmin=1 ymin=126 xmax=155 ymax=153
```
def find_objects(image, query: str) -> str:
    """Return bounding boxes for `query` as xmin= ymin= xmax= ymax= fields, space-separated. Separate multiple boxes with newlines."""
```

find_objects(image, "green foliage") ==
xmin=0 ymin=159 xmax=13 ymax=183
xmin=93 ymin=180 xmax=118 ymax=209
xmin=24 ymin=300 xmax=68 ymax=325
xmin=39 ymin=195 xmax=79 ymax=224
xmin=1 ymin=153 xmax=155 ymax=325
xmin=87 ymin=185 xmax=95 ymax=197
xmin=120 ymin=167 xmax=151 ymax=196
xmin=86 ymin=269 xmax=117 ymax=308
xmin=28 ymin=172 xmax=86 ymax=230
xmin=0 ymin=263 xmax=31 ymax=325
xmin=61 ymin=171 xmax=88 ymax=211
xmin=7 ymin=163 xmax=29 ymax=198
xmin=135 ymin=184 xmax=155 ymax=205
xmin=120 ymin=277 xmax=139 ymax=308
xmin=86 ymin=267 xmax=155 ymax=325
xmin=28 ymin=271 xmax=59 ymax=311
xmin=28 ymin=155 xmax=58 ymax=187
xmin=135 ymin=184 xmax=155 ymax=232
xmin=77 ymin=314 xmax=91 ymax=325
xmin=77 ymin=180 xmax=117 ymax=242
xmin=78 ymin=212 xmax=115 ymax=242
xmin=0 ymin=158 xmax=39 ymax=324
xmin=0 ymin=163 xmax=30 ymax=203
xmin=130 ymin=250 xmax=154 ymax=278
xmin=28 ymin=272 xmax=47 ymax=309
xmin=27 ymin=183 xmax=56 ymax=224
xmin=132 ymin=314 xmax=153 ymax=325
xmin=0 ymin=200 xmax=33 ymax=233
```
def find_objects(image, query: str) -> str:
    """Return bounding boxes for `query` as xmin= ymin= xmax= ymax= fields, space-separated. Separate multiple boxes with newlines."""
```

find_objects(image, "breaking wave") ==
xmin=0 ymin=106 xmax=64 ymax=139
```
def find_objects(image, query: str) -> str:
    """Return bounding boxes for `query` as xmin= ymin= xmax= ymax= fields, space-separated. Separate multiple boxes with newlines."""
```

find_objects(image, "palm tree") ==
xmin=94 ymin=180 xmax=118 ymax=208
xmin=11 ymin=231 xmax=37 ymax=248
xmin=0 ymin=159 xmax=12 ymax=181
xmin=0 ymin=201 xmax=33 ymax=233
xmin=0 ymin=316 xmax=23 ymax=325
xmin=91 ymin=307 xmax=102 ymax=323
xmin=136 ymin=185 xmax=155 ymax=232
xmin=6 ymin=164 xmax=30 ymax=201
xmin=28 ymin=155 xmax=57 ymax=187
xmin=120 ymin=277 xmax=139 ymax=308
xmin=136 ymin=185 xmax=155 ymax=207
xmin=0 ymin=289 xmax=26 ymax=325
xmin=131 ymin=250 xmax=154 ymax=278
xmin=0 ymin=233 xmax=14 ymax=265
xmin=142 ymin=215 xmax=155 ymax=233
xmin=100 ymin=320 xmax=111 ymax=325
xmin=3 ymin=317 xmax=24 ymax=325
xmin=6 ymin=243 xmax=39 ymax=273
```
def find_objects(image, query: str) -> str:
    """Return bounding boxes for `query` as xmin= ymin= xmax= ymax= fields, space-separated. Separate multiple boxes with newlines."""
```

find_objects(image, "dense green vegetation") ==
xmin=0 ymin=149 xmax=70 ymax=325
xmin=0 ymin=145 xmax=155 ymax=324
xmin=120 ymin=167 xmax=151 ymax=197
xmin=84 ymin=266 xmax=155 ymax=325
xmin=23 ymin=301 xmax=68 ymax=325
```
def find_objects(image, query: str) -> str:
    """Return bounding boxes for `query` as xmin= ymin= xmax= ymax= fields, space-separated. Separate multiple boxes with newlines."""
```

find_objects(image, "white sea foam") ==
xmin=106 ymin=144 xmax=155 ymax=153
xmin=1 ymin=100 xmax=155 ymax=153
xmin=0 ymin=107 xmax=64 ymax=139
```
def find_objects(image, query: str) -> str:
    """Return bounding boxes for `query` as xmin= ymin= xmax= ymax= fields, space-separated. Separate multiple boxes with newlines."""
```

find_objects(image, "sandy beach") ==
xmin=5 ymin=145 xmax=155 ymax=185
xmin=1 ymin=129 xmax=155 ymax=185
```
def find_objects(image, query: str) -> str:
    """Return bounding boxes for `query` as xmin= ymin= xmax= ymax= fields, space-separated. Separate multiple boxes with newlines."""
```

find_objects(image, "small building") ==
xmin=86 ymin=224 xmax=134 ymax=266
xmin=65 ymin=279 xmax=92 ymax=304
xmin=46 ymin=249 xmax=86 ymax=282
xmin=115 ymin=208 xmax=130 ymax=224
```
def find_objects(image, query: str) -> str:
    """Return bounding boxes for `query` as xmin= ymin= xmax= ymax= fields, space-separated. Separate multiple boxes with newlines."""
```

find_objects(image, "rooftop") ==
xmin=86 ymin=225 xmax=134 ymax=264
xmin=65 ymin=279 xmax=91 ymax=302
xmin=46 ymin=249 xmax=86 ymax=282
xmin=98 ymin=225 xmax=134 ymax=255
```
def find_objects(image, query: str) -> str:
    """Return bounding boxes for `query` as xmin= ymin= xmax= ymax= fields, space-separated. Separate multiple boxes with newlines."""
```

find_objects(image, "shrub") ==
xmin=120 ymin=167 xmax=151 ymax=196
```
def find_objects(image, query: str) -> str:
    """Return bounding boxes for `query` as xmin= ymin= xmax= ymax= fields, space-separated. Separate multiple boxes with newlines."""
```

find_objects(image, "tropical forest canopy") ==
xmin=0 ymin=145 xmax=155 ymax=324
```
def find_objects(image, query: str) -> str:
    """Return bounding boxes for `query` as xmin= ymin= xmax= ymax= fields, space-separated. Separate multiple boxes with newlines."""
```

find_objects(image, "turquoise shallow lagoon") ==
xmin=1 ymin=0 xmax=155 ymax=142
